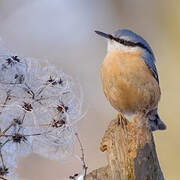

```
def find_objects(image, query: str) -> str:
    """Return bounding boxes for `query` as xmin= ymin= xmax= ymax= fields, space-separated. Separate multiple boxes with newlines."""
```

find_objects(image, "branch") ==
xmin=86 ymin=114 xmax=164 ymax=180
xmin=75 ymin=133 xmax=88 ymax=179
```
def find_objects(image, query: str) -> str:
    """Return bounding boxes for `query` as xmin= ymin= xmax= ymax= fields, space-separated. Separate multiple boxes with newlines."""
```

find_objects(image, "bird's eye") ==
xmin=119 ymin=39 xmax=125 ymax=44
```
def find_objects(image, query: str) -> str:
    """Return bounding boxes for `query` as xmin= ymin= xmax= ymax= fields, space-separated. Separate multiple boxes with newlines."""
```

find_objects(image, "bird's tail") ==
xmin=148 ymin=109 xmax=167 ymax=131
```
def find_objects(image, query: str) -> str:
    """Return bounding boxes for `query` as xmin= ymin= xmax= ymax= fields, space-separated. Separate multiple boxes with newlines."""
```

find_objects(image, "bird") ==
xmin=95 ymin=29 xmax=166 ymax=131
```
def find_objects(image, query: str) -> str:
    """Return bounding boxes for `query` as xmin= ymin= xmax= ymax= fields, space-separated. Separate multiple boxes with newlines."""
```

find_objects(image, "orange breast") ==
xmin=101 ymin=50 xmax=161 ymax=114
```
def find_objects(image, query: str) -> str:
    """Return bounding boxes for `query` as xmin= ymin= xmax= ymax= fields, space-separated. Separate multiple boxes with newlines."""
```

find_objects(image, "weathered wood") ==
xmin=86 ymin=114 xmax=164 ymax=180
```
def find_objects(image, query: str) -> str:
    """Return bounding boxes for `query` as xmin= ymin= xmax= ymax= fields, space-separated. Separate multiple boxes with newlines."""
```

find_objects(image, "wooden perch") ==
xmin=86 ymin=114 xmax=164 ymax=180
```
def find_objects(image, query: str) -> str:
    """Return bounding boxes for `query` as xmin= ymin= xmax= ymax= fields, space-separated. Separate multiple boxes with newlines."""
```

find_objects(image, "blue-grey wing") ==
xmin=147 ymin=61 xmax=159 ymax=84
xmin=143 ymin=54 xmax=159 ymax=84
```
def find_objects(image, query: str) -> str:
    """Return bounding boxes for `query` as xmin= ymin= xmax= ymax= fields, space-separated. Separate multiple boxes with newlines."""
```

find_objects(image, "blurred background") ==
xmin=0 ymin=0 xmax=179 ymax=179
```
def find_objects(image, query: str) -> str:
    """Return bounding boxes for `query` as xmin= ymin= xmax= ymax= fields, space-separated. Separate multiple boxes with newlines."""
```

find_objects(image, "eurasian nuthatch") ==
xmin=95 ymin=29 xmax=166 ymax=131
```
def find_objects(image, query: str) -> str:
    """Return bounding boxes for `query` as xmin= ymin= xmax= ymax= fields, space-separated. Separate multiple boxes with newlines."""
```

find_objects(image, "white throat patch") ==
xmin=107 ymin=40 xmax=140 ymax=53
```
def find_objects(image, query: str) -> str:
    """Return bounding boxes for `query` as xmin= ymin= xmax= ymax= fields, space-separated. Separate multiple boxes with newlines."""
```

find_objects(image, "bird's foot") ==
xmin=117 ymin=112 xmax=127 ymax=129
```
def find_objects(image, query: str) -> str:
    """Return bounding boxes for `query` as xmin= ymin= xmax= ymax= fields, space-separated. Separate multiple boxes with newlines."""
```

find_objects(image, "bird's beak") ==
xmin=95 ymin=30 xmax=113 ymax=40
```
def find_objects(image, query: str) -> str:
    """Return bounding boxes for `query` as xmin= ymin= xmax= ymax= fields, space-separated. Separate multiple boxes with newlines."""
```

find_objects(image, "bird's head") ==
xmin=95 ymin=29 xmax=153 ymax=56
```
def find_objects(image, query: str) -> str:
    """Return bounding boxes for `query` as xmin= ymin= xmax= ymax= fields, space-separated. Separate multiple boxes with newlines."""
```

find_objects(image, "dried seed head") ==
xmin=22 ymin=102 xmax=33 ymax=111
xmin=12 ymin=134 xmax=27 ymax=144
xmin=0 ymin=166 xmax=9 ymax=176
xmin=51 ymin=119 xmax=66 ymax=128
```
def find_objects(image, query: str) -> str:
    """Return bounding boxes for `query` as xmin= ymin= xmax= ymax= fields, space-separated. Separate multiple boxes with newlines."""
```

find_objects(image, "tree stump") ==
xmin=86 ymin=114 xmax=164 ymax=180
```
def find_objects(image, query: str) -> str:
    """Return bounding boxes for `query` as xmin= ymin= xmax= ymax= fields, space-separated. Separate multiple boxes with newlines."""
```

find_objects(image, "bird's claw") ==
xmin=117 ymin=112 xmax=127 ymax=129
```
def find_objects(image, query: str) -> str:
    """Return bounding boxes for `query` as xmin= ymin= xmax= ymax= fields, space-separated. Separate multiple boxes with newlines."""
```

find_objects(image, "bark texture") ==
xmin=86 ymin=114 xmax=164 ymax=180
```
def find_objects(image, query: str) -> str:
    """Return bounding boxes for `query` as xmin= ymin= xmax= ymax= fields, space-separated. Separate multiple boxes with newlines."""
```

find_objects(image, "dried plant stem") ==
xmin=0 ymin=121 xmax=16 ymax=138
xmin=0 ymin=149 xmax=8 ymax=180
xmin=2 ymin=95 xmax=10 ymax=107
xmin=21 ymin=133 xmax=41 ymax=137
xmin=0 ymin=177 xmax=7 ymax=180
xmin=0 ymin=150 xmax=5 ymax=169
xmin=2 ymin=133 xmax=41 ymax=137
xmin=0 ymin=95 xmax=10 ymax=115
xmin=75 ymin=132 xmax=88 ymax=179
xmin=22 ymin=123 xmax=50 ymax=127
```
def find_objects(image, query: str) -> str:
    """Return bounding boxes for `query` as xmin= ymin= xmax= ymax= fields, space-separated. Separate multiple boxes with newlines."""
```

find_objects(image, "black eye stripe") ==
xmin=135 ymin=42 xmax=152 ymax=55
xmin=111 ymin=36 xmax=152 ymax=55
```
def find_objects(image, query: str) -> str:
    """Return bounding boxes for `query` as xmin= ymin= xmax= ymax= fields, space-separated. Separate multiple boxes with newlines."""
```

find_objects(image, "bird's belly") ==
xmin=101 ymin=51 xmax=160 ymax=114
